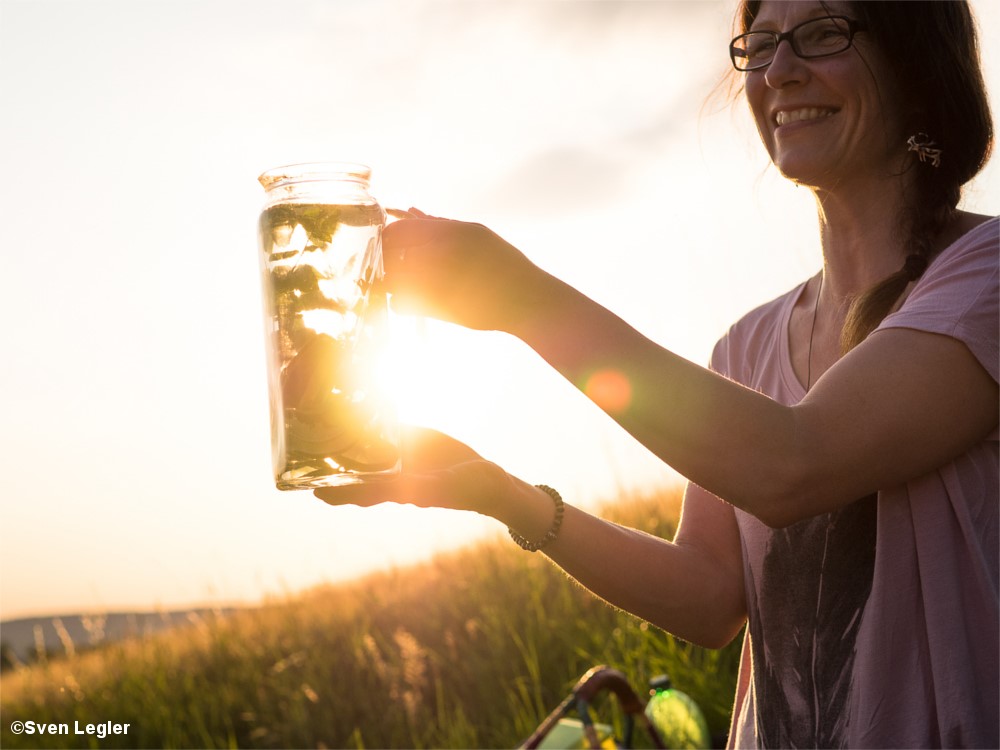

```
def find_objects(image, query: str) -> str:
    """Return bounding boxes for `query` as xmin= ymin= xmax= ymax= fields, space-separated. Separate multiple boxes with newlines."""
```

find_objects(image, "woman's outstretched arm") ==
xmin=315 ymin=427 xmax=748 ymax=649
xmin=383 ymin=218 xmax=998 ymax=528
xmin=507 ymin=256 xmax=997 ymax=526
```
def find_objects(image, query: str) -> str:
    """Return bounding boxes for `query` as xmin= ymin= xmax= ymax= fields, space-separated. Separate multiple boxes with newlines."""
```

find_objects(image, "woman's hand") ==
xmin=382 ymin=209 xmax=543 ymax=332
xmin=313 ymin=425 xmax=523 ymax=521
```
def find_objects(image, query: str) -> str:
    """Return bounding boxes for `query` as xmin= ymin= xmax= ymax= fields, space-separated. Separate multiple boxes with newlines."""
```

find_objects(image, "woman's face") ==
xmin=744 ymin=1 xmax=906 ymax=190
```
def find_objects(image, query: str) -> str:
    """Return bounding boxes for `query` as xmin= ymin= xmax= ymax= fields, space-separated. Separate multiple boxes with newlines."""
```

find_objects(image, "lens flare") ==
xmin=584 ymin=369 xmax=632 ymax=414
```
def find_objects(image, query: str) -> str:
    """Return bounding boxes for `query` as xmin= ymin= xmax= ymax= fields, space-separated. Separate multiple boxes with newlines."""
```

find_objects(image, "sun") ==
xmin=377 ymin=315 xmax=488 ymax=432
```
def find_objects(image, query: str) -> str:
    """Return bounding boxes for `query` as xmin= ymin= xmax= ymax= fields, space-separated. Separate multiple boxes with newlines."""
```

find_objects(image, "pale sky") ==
xmin=1 ymin=0 xmax=997 ymax=620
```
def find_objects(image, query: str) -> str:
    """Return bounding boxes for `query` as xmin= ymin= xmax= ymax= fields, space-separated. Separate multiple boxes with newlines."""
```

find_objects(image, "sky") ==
xmin=1 ymin=0 xmax=997 ymax=621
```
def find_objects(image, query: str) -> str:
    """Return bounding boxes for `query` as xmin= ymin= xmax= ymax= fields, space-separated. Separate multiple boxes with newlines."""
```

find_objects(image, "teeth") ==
xmin=776 ymin=108 xmax=835 ymax=126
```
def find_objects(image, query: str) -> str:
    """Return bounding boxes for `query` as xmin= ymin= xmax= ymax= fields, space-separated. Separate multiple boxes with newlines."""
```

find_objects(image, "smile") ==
xmin=775 ymin=108 xmax=837 ymax=126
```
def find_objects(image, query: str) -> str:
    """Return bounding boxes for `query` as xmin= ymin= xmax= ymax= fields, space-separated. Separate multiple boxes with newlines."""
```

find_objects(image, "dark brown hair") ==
xmin=736 ymin=1 xmax=994 ymax=351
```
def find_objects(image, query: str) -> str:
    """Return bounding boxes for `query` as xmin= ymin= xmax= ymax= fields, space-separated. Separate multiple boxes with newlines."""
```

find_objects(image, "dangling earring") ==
xmin=907 ymin=133 xmax=942 ymax=168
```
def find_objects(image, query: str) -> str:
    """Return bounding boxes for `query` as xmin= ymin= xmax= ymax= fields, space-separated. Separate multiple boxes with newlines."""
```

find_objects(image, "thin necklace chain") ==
xmin=806 ymin=274 xmax=823 ymax=391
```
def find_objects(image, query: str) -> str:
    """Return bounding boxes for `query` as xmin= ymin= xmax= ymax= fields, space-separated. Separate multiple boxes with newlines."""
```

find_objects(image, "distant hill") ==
xmin=0 ymin=609 xmax=240 ymax=666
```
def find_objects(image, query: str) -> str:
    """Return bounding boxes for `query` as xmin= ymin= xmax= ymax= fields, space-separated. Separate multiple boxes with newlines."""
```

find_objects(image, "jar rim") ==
xmin=258 ymin=162 xmax=372 ymax=190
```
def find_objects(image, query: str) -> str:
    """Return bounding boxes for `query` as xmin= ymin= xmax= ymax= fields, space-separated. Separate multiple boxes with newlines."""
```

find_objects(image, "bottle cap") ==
xmin=649 ymin=674 xmax=672 ymax=692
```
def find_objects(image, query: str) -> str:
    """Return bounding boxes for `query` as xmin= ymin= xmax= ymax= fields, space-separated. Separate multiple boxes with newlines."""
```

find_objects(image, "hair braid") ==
xmin=839 ymin=183 xmax=952 ymax=353
xmin=836 ymin=1 xmax=992 ymax=353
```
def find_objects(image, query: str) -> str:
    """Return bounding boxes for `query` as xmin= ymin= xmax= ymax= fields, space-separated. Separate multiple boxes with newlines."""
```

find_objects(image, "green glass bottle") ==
xmin=644 ymin=674 xmax=711 ymax=750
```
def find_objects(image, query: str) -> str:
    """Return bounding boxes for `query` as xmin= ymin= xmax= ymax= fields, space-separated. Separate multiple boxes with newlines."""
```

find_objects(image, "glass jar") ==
xmin=257 ymin=162 xmax=399 ymax=490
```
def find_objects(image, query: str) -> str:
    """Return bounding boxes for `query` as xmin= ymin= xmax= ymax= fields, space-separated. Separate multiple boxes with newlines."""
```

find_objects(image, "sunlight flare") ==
xmin=584 ymin=368 xmax=632 ymax=414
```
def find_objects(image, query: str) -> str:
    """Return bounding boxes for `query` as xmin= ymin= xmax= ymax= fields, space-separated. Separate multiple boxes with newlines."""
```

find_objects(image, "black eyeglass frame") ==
xmin=729 ymin=15 xmax=865 ymax=72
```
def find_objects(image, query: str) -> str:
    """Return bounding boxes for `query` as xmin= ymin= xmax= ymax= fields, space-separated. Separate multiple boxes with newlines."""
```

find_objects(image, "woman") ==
xmin=316 ymin=1 xmax=998 ymax=746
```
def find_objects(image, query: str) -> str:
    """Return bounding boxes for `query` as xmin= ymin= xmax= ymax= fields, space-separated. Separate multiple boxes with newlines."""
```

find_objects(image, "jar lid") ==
xmin=258 ymin=162 xmax=372 ymax=191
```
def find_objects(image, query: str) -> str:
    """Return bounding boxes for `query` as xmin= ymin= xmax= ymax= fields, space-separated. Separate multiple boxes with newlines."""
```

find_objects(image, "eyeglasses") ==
xmin=730 ymin=16 xmax=864 ymax=72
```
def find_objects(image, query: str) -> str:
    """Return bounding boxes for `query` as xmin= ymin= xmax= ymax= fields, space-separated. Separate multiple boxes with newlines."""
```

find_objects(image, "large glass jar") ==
xmin=257 ymin=163 xmax=399 ymax=490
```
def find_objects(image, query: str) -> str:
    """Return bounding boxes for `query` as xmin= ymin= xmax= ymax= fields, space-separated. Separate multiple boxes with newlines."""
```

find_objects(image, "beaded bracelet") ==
xmin=508 ymin=485 xmax=565 ymax=552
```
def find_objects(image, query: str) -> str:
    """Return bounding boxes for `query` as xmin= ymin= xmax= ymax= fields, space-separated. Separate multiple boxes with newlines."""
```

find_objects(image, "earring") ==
xmin=907 ymin=133 xmax=942 ymax=168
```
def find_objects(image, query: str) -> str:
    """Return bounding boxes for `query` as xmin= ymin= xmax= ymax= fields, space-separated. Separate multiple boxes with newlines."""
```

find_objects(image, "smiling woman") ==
xmin=742 ymin=6 xmax=905 ymax=192
xmin=0 ymin=0 xmax=996 ymax=720
xmin=313 ymin=1 xmax=998 ymax=747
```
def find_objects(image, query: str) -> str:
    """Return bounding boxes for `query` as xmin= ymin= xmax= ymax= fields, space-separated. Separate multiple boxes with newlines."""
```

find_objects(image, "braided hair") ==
xmin=839 ymin=1 xmax=993 ymax=352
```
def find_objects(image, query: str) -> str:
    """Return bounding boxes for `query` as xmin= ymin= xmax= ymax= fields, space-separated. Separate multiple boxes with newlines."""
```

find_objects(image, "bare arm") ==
xmin=384 ymin=218 xmax=998 ymax=528
xmin=532 ymin=481 xmax=746 ymax=648
xmin=511 ymin=268 xmax=997 ymax=527
xmin=315 ymin=428 xmax=747 ymax=648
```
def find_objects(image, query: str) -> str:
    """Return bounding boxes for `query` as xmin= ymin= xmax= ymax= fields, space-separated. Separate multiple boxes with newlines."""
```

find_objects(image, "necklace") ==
xmin=806 ymin=274 xmax=823 ymax=391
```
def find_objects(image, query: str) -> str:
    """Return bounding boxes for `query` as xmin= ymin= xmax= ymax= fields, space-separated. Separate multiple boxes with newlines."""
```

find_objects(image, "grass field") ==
xmin=0 ymin=487 xmax=742 ymax=749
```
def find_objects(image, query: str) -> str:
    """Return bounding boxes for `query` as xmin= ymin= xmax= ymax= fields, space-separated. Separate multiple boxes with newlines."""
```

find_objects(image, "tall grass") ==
xmin=1 ymin=486 xmax=741 ymax=749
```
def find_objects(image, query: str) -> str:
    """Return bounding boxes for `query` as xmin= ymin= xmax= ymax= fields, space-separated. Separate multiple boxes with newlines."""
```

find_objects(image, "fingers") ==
xmin=383 ymin=217 xmax=440 ymax=251
xmin=385 ymin=207 xmax=436 ymax=220
xmin=382 ymin=219 xmax=437 ymax=275
xmin=313 ymin=454 xmax=513 ymax=517
xmin=382 ymin=207 xmax=459 ymax=267
xmin=381 ymin=219 xmax=460 ymax=319
xmin=312 ymin=481 xmax=390 ymax=507
xmin=380 ymin=214 xmax=520 ymax=331
xmin=313 ymin=473 xmax=440 ymax=509
xmin=312 ymin=463 xmax=489 ymax=513
xmin=397 ymin=207 xmax=443 ymax=220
